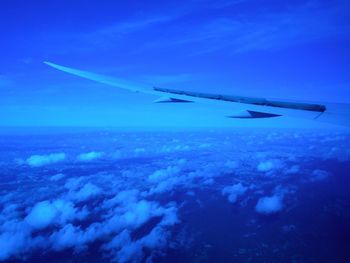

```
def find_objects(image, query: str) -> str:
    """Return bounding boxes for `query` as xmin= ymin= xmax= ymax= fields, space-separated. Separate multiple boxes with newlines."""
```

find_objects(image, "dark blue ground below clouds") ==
xmin=0 ymin=128 xmax=350 ymax=263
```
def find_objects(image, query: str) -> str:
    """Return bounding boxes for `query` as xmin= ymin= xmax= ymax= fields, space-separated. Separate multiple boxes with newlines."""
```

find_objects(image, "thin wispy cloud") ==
xmin=78 ymin=16 xmax=175 ymax=47
xmin=144 ymin=0 xmax=350 ymax=55
xmin=27 ymin=0 xmax=350 ymax=57
xmin=46 ymin=14 xmax=180 ymax=53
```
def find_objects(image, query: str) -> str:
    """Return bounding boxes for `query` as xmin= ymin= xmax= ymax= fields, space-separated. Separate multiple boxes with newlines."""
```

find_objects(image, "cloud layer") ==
xmin=26 ymin=153 xmax=66 ymax=167
xmin=1 ymin=129 xmax=347 ymax=262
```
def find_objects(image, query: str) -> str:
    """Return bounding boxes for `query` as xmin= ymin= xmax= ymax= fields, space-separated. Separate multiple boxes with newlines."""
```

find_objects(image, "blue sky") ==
xmin=1 ymin=0 xmax=350 ymax=128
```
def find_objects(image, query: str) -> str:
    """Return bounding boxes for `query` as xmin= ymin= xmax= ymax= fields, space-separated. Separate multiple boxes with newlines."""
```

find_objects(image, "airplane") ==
xmin=44 ymin=62 xmax=350 ymax=127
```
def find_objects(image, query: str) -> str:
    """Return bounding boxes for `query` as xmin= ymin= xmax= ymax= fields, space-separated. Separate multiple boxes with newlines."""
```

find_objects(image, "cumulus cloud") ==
xmin=106 ymin=230 xmax=143 ymax=263
xmin=77 ymin=151 xmax=104 ymax=161
xmin=26 ymin=153 xmax=66 ymax=167
xmin=49 ymin=223 xmax=96 ymax=251
xmin=0 ymin=219 xmax=30 ymax=260
xmin=114 ymin=200 xmax=163 ymax=229
xmin=114 ymin=200 xmax=178 ymax=231
xmin=149 ymin=180 xmax=170 ymax=194
xmin=255 ymin=195 xmax=284 ymax=215
xmin=224 ymin=160 xmax=239 ymax=170
xmin=25 ymin=199 xmax=88 ymax=229
xmin=107 ymin=226 xmax=171 ymax=263
xmin=0 ymin=226 xmax=44 ymax=261
xmin=0 ymin=231 xmax=27 ymax=260
xmin=103 ymin=189 xmax=139 ymax=209
xmin=160 ymin=144 xmax=190 ymax=153
xmin=222 ymin=183 xmax=247 ymax=203
xmin=68 ymin=183 xmax=102 ymax=202
xmin=310 ymin=169 xmax=329 ymax=182
xmin=257 ymin=159 xmax=284 ymax=174
xmin=147 ymin=166 xmax=187 ymax=194
xmin=103 ymin=203 xmax=178 ymax=263
xmin=134 ymin=148 xmax=145 ymax=155
xmin=64 ymin=177 xmax=85 ymax=190
xmin=0 ymin=204 xmax=20 ymax=223
xmin=285 ymin=165 xmax=300 ymax=174
xmin=25 ymin=201 xmax=58 ymax=229
xmin=0 ymin=199 xmax=88 ymax=260
xmin=257 ymin=160 xmax=275 ymax=172
xmin=50 ymin=173 xmax=65 ymax=181
xmin=49 ymin=198 xmax=179 ymax=262
xmin=148 ymin=166 xmax=180 ymax=183
xmin=199 ymin=143 xmax=211 ymax=148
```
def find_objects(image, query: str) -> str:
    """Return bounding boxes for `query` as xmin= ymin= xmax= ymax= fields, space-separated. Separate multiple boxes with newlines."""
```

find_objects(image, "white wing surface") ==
xmin=44 ymin=62 xmax=350 ymax=127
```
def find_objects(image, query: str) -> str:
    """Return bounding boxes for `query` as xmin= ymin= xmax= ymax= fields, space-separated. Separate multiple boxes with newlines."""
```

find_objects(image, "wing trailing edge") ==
xmin=153 ymin=97 xmax=193 ymax=103
xmin=227 ymin=110 xmax=282 ymax=119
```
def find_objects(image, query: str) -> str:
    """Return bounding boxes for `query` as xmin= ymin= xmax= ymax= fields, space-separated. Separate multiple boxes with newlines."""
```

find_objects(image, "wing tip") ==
xmin=43 ymin=61 xmax=71 ymax=73
xmin=43 ymin=61 xmax=57 ymax=67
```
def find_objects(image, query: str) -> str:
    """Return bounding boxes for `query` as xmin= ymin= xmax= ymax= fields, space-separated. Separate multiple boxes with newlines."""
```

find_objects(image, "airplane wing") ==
xmin=44 ymin=62 xmax=350 ymax=127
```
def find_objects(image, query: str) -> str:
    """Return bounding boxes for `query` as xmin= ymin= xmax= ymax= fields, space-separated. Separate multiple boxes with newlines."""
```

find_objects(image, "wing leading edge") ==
xmin=153 ymin=87 xmax=326 ymax=112
xmin=44 ymin=62 xmax=350 ymax=127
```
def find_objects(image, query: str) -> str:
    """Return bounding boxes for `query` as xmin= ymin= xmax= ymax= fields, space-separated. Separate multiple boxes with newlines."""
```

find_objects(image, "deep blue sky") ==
xmin=1 ymin=0 xmax=350 ymax=127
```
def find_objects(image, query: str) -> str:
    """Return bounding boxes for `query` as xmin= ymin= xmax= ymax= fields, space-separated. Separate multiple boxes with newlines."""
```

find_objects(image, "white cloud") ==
xmin=203 ymin=178 xmax=214 ymax=185
xmin=158 ymin=205 xmax=179 ymax=226
xmin=26 ymin=153 xmax=66 ymax=167
xmin=104 ymin=229 xmax=131 ymax=251
xmin=119 ymin=200 xmax=159 ymax=228
xmin=77 ymin=152 xmax=104 ymax=161
xmin=255 ymin=195 xmax=284 ymax=215
xmin=148 ymin=166 xmax=180 ymax=183
xmin=257 ymin=160 xmax=274 ymax=172
xmin=103 ymin=189 xmax=139 ymax=209
xmin=25 ymin=199 xmax=88 ymax=230
xmin=134 ymin=148 xmax=145 ymax=155
xmin=0 ymin=217 xmax=50 ymax=260
xmin=147 ymin=166 xmax=186 ymax=194
xmin=257 ymin=159 xmax=284 ymax=174
xmin=0 ymin=228 xmax=44 ymax=261
xmin=310 ymin=169 xmax=329 ymax=182
xmin=0 ymin=231 xmax=26 ymax=260
xmin=69 ymin=183 xmax=102 ymax=202
xmin=50 ymin=223 xmax=93 ymax=251
xmin=0 ymin=204 xmax=19 ymax=223
xmin=25 ymin=201 xmax=58 ymax=229
xmin=285 ymin=165 xmax=300 ymax=174
xmin=224 ymin=160 xmax=239 ymax=170
xmin=199 ymin=143 xmax=211 ymax=149
xmin=160 ymin=144 xmax=190 ymax=153
xmin=104 ymin=199 xmax=178 ymax=236
xmin=115 ymin=239 xmax=143 ymax=263
xmin=50 ymin=173 xmax=65 ymax=181
xmin=103 ymin=203 xmax=178 ymax=263
xmin=107 ymin=225 xmax=170 ymax=263
xmin=149 ymin=177 xmax=183 ymax=194
xmin=64 ymin=177 xmax=85 ymax=190
xmin=48 ymin=199 xmax=178 ymax=262
xmin=222 ymin=183 xmax=247 ymax=203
